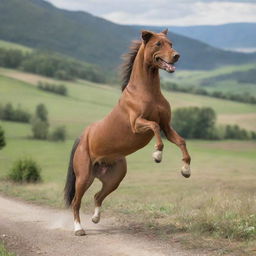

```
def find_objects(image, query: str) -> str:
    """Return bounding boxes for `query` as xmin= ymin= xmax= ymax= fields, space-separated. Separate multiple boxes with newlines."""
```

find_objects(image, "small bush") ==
xmin=9 ymin=158 xmax=42 ymax=183
xmin=49 ymin=126 xmax=66 ymax=141
xmin=31 ymin=118 xmax=49 ymax=140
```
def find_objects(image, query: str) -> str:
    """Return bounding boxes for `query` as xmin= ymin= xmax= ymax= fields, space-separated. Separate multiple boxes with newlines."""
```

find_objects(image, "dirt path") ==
xmin=0 ymin=195 xmax=206 ymax=256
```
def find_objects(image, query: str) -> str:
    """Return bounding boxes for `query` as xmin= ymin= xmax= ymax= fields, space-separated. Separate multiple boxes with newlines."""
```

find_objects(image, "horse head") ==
xmin=141 ymin=29 xmax=180 ymax=73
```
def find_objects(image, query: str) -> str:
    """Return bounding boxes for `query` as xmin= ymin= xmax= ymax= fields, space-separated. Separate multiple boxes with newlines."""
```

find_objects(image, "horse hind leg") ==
xmin=92 ymin=158 xmax=127 ymax=224
xmin=72 ymin=142 xmax=95 ymax=236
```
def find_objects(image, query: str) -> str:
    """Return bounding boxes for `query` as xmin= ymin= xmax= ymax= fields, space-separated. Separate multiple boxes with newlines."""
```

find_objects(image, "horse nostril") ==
xmin=173 ymin=53 xmax=180 ymax=62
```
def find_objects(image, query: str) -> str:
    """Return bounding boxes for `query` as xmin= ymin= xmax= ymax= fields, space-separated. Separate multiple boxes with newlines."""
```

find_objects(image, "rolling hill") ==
xmin=169 ymin=23 xmax=256 ymax=51
xmin=0 ymin=0 xmax=256 ymax=71
xmin=165 ymin=63 xmax=256 ymax=97
xmin=0 ymin=68 xmax=255 ymax=133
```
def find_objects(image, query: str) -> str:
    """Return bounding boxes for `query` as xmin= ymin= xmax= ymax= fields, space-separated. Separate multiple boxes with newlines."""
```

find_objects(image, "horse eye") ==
xmin=156 ymin=41 xmax=161 ymax=47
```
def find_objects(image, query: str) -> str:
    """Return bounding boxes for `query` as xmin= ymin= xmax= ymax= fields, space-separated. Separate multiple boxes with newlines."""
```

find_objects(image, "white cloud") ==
xmin=46 ymin=0 xmax=256 ymax=26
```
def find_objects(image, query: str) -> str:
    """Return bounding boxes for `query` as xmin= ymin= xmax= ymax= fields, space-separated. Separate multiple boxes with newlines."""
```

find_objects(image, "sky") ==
xmin=46 ymin=0 xmax=256 ymax=26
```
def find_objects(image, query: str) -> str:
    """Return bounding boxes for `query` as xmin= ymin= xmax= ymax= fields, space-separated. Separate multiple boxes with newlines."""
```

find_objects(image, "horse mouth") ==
xmin=156 ymin=57 xmax=176 ymax=73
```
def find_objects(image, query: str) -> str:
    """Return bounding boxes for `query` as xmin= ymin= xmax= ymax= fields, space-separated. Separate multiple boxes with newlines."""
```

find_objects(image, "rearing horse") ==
xmin=64 ymin=29 xmax=191 ymax=236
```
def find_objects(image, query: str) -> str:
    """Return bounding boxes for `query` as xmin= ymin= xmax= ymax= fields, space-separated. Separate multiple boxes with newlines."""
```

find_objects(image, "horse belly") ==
xmin=88 ymin=117 xmax=153 ymax=162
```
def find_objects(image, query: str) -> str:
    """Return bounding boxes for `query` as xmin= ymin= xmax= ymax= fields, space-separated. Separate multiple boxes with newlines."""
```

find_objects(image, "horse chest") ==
xmin=140 ymin=101 xmax=162 ymax=123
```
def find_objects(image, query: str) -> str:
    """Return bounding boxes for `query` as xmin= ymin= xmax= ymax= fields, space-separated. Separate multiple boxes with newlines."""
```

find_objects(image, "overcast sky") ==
xmin=46 ymin=0 xmax=256 ymax=26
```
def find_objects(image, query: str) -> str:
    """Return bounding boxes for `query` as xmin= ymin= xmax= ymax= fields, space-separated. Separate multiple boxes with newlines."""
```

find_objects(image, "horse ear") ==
xmin=141 ymin=30 xmax=154 ymax=44
xmin=162 ymin=28 xmax=168 ymax=35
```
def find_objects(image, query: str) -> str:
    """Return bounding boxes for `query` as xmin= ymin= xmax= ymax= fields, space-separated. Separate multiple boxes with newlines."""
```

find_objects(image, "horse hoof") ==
xmin=181 ymin=164 xmax=191 ymax=178
xmin=152 ymin=150 xmax=162 ymax=163
xmin=92 ymin=215 xmax=100 ymax=224
xmin=75 ymin=229 xmax=86 ymax=236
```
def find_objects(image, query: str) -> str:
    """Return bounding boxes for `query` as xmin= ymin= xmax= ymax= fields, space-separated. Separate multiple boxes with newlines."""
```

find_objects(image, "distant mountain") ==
xmin=168 ymin=23 xmax=256 ymax=51
xmin=0 ymin=0 xmax=256 ymax=71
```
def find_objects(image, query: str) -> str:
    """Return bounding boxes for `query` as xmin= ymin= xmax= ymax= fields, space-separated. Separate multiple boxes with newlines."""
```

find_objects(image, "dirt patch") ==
xmin=0 ymin=195 xmax=207 ymax=256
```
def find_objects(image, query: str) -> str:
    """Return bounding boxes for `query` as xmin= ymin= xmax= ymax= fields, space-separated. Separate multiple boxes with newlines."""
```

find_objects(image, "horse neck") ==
xmin=128 ymin=45 xmax=161 ymax=95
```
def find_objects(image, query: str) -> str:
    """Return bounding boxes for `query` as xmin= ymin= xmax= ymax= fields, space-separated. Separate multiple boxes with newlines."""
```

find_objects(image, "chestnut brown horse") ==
xmin=64 ymin=29 xmax=191 ymax=236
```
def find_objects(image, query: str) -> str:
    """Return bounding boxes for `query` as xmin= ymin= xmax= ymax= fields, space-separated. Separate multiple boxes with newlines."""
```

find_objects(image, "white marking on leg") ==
xmin=74 ymin=220 xmax=83 ymax=232
xmin=92 ymin=207 xmax=101 ymax=224
xmin=181 ymin=163 xmax=191 ymax=178
xmin=152 ymin=150 xmax=162 ymax=162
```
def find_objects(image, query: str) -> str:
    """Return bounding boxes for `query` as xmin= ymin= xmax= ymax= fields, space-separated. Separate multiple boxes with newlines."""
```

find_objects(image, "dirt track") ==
xmin=0 ymin=195 xmax=207 ymax=256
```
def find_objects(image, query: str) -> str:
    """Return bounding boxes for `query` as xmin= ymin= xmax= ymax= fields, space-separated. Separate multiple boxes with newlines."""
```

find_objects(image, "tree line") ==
xmin=0 ymin=103 xmax=66 ymax=142
xmin=37 ymin=81 xmax=67 ymax=96
xmin=162 ymin=82 xmax=256 ymax=104
xmin=0 ymin=48 xmax=105 ymax=83
xmin=172 ymin=106 xmax=256 ymax=140
xmin=201 ymin=68 xmax=256 ymax=85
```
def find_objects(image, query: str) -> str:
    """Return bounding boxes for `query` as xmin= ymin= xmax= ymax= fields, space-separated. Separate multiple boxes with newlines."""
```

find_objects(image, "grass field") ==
xmin=165 ymin=63 xmax=256 ymax=96
xmin=1 ymin=68 xmax=256 ymax=133
xmin=0 ymin=69 xmax=256 ymax=255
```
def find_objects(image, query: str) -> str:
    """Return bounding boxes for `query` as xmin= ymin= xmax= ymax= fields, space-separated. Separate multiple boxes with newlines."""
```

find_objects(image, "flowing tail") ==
xmin=64 ymin=137 xmax=80 ymax=207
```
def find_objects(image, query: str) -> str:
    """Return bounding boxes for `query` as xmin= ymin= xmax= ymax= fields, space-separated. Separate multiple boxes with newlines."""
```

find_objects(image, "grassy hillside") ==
xmin=164 ymin=63 xmax=256 ymax=97
xmin=0 ymin=0 xmax=256 ymax=70
xmin=0 ymin=39 xmax=32 ymax=52
xmin=0 ymin=69 xmax=255 ymax=255
xmin=1 ymin=68 xmax=256 ymax=133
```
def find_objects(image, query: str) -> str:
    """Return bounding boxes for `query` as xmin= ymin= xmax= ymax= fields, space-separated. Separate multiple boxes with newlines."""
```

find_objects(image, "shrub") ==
xmin=9 ymin=158 xmax=42 ymax=183
xmin=31 ymin=118 xmax=49 ymax=140
xmin=49 ymin=126 xmax=66 ymax=141
xmin=0 ymin=126 xmax=6 ymax=149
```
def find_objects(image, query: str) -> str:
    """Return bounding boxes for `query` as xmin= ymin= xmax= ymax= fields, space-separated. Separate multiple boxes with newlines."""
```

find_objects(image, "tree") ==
xmin=172 ymin=107 xmax=216 ymax=139
xmin=35 ymin=103 xmax=48 ymax=123
xmin=193 ymin=107 xmax=216 ymax=139
xmin=31 ymin=104 xmax=49 ymax=140
xmin=31 ymin=118 xmax=49 ymax=140
xmin=2 ymin=103 xmax=15 ymax=121
xmin=0 ymin=126 xmax=6 ymax=149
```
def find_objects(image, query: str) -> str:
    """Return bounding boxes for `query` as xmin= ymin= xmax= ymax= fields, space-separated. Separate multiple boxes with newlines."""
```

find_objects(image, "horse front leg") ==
xmin=134 ymin=117 xmax=164 ymax=163
xmin=163 ymin=125 xmax=191 ymax=178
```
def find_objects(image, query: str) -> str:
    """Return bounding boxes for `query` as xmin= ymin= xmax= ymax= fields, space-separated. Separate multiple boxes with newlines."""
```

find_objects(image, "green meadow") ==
xmin=166 ymin=63 xmax=256 ymax=96
xmin=0 ymin=69 xmax=256 ymax=255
